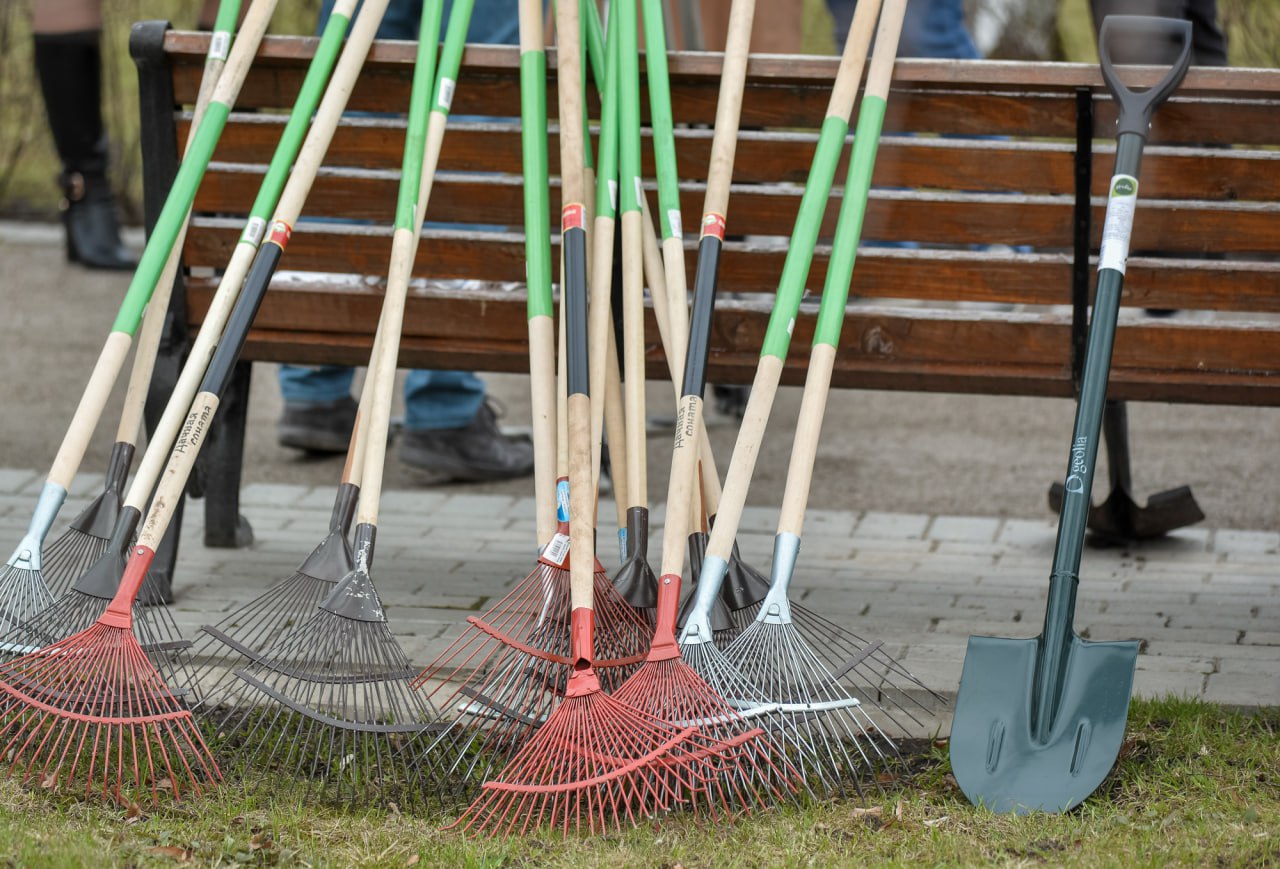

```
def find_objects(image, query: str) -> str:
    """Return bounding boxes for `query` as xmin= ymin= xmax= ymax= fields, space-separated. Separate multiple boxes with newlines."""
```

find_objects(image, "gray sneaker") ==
xmin=277 ymin=396 xmax=358 ymax=454
xmin=399 ymin=401 xmax=535 ymax=482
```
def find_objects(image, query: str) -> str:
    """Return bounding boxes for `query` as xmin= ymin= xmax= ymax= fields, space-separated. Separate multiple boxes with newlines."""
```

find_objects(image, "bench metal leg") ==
xmin=1048 ymin=400 xmax=1204 ymax=542
xmin=200 ymin=360 xmax=255 ymax=549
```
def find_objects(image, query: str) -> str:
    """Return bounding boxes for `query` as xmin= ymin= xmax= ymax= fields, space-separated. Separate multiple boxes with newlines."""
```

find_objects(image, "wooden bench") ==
xmin=129 ymin=23 xmax=1280 ymax=570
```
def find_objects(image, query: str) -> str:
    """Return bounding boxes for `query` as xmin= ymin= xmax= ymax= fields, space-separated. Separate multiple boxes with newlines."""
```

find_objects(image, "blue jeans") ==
xmin=280 ymin=0 xmax=520 ymax=430
xmin=827 ymin=0 xmax=980 ymax=59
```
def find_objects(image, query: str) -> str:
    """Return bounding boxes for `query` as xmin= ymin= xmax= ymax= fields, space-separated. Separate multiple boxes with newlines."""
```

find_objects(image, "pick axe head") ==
xmin=949 ymin=633 xmax=1138 ymax=814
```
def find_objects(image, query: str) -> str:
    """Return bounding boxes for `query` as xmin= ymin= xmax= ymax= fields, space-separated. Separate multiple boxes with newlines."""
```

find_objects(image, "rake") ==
xmin=0 ymin=0 xmax=274 ymax=632
xmin=201 ymin=0 xmax=460 ymax=807
xmin=450 ymin=4 xmax=753 ymax=833
xmin=41 ymin=0 xmax=244 ymax=601
xmin=672 ymin=0 xmax=922 ymax=797
xmin=411 ymin=2 xmax=651 ymax=777
xmin=5 ymin=0 xmax=367 ymax=685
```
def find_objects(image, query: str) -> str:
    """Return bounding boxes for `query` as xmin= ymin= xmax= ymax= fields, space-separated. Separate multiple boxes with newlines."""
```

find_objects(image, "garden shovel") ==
xmin=950 ymin=15 xmax=1193 ymax=815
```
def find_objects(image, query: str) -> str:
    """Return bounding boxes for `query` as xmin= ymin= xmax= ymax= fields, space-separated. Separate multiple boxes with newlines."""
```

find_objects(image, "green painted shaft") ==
xmin=394 ymin=1 xmax=445 ymax=230
xmin=248 ymin=15 xmax=349 ymax=227
xmin=432 ymin=0 xmax=473 ymax=115
xmin=521 ymin=49 xmax=553 ymax=319
xmin=111 ymin=100 xmax=231 ymax=334
xmin=813 ymin=96 xmax=886 ymax=348
xmin=593 ymin=5 xmax=620 ymax=220
xmin=210 ymin=0 xmax=242 ymax=37
xmin=759 ymin=114 xmax=849 ymax=360
xmin=618 ymin=0 xmax=641 ymax=215
xmin=641 ymin=0 xmax=679 ymax=238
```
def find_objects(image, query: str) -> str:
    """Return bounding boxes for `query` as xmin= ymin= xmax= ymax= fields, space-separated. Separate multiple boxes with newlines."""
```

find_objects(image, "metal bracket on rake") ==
xmin=463 ymin=615 xmax=649 ymax=669
xmin=829 ymin=641 xmax=880 ymax=681
xmin=211 ymin=627 xmax=418 ymax=685
xmin=1047 ymin=400 xmax=1204 ymax=542
xmin=479 ymin=727 xmax=700 ymax=795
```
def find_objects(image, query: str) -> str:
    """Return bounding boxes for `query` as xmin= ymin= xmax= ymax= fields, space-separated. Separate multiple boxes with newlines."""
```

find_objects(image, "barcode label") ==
xmin=668 ymin=209 xmax=682 ymax=238
xmin=1098 ymin=174 xmax=1138 ymax=275
xmin=540 ymin=532 xmax=571 ymax=568
xmin=241 ymin=216 xmax=267 ymax=246
xmin=438 ymin=78 xmax=456 ymax=110
xmin=209 ymin=31 xmax=231 ymax=61
xmin=607 ymin=180 xmax=618 ymax=211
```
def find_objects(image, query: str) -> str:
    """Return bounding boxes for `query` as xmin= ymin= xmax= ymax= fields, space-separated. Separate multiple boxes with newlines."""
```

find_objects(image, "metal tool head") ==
xmin=950 ymin=633 xmax=1138 ymax=814
xmin=611 ymin=507 xmax=658 ymax=611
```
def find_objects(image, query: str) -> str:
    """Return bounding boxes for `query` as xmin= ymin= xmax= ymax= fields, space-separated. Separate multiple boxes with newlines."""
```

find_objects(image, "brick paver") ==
xmin=1 ymin=467 xmax=1274 ymax=737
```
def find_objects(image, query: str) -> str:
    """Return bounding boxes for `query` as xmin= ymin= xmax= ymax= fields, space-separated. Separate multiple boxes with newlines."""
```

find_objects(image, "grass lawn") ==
xmin=0 ymin=697 xmax=1274 ymax=867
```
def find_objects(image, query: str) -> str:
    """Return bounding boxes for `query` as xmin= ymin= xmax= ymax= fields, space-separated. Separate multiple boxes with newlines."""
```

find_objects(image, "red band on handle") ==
xmin=268 ymin=220 xmax=293 ymax=248
xmin=562 ymin=203 xmax=586 ymax=232
xmin=700 ymin=212 xmax=727 ymax=240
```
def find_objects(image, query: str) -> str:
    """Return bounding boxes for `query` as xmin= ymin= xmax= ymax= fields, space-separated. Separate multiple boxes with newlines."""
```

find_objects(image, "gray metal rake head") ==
xmin=203 ymin=565 xmax=440 ymax=808
xmin=42 ymin=443 xmax=134 ymax=600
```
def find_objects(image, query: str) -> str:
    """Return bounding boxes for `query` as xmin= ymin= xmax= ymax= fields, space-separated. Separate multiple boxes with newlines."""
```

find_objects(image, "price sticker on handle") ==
xmin=1098 ymin=174 xmax=1138 ymax=275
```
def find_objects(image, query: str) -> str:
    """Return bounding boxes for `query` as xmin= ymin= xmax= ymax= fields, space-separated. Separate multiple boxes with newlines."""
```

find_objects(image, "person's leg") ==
xmin=32 ymin=0 xmax=134 ymax=270
xmin=399 ymin=372 xmax=534 ymax=481
xmin=899 ymin=0 xmax=981 ymax=59
xmin=276 ymin=366 xmax=359 ymax=452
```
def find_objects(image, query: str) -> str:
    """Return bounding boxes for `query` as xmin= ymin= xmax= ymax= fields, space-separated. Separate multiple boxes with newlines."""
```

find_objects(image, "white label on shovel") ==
xmin=1098 ymin=174 xmax=1138 ymax=275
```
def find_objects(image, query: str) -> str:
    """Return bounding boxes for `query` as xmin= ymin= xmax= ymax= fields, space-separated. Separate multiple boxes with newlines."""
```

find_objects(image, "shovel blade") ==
xmin=950 ymin=634 xmax=1138 ymax=814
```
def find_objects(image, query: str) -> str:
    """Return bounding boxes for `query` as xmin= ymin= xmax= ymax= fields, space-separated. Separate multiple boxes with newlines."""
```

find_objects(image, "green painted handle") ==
xmin=521 ymin=51 xmax=553 ymax=319
xmin=618 ymin=0 xmax=642 ymax=215
xmin=210 ymin=0 xmax=241 ymax=49
xmin=432 ymin=0 xmax=473 ymax=116
xmin=759 ymin=115 xmax=849 ymax=359
xmin=111 ymin=99 xmax=231 ymax=335
xmin=394 ymin=1 xmax=445 ymax=231
xmin=593 ymin=4 xmax=620 ymax=220
xmin=641 ymin=0 xmax=680 ymax=238
xmin=813 ymin=96 xmax=886 ymax=348
xmin=248 ymin=13 xmax=350 ymax=235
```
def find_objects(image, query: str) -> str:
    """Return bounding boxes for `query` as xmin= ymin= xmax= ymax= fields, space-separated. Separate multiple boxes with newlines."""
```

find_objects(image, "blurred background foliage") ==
xmin=0 ymin=0 xmax=1275 ymax=223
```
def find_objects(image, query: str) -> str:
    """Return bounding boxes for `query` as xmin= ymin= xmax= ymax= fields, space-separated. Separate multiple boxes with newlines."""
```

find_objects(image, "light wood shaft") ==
xmin=346 ymin=294 xmax=391 ymax=489
xmin=603 ymin=318 xmax=629 ymax=529
xmin=207 ymin=0 xmax=276 ymax=111
xmin=825 ymin=0 xmax=883 ymax=123
xmin=47 ymin=333 xmax=132 ymax=490
xmin=661 ymin=235 xmax=689 ymax=380
xmin=528 ymin=315 xmax=558 ymax=546
xmin=567 ymin=392 xmax=595 ymax=609
xmin=706 ymin=354 xmax=783 ymax=562
xmin=776 ymin=344 xmax=836 ymax=538
xmin=700 ymin=0 xmax=756 ymax=219
xmin=658 ymin=394 xmax=703 ymax=578
xmin=518 ymin=0 xmax=543 ymax=53
xmin=587 ymin=213 xmax=616 ymax=495
xmin=274 ymin=0 xmax=389 ymax=226
xmin=556 ymin=279 xmax=569 ymax=479
xmin=137 ymin=391 xmax=220 ymax=551
xmin=356 ymin=226 xmax=416 ymax=528
xmin=621 ymin=210 xmax=647 ymax=509
xmin=555 ymin=0 xmax=586 ymax=207
xmin=866 ymin=0 xmax=907 ymax=100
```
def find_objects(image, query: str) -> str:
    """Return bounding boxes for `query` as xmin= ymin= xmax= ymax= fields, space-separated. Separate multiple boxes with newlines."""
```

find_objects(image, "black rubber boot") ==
xmin=34 ymin=29 xmax=136 ymax=271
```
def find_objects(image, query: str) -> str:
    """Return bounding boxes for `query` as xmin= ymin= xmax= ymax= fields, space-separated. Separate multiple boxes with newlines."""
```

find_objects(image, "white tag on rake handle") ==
xmin=540 ymin=532 xmax=571 ymax=568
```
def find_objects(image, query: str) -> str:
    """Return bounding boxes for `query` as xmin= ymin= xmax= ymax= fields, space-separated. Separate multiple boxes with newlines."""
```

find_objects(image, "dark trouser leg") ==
xmin=32 ymin=29 xmax=135 ymax=270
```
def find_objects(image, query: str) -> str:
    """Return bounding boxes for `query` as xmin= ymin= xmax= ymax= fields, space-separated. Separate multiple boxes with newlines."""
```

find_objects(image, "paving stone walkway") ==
xmin=1 ymin=467 xmax=1275 ymax=738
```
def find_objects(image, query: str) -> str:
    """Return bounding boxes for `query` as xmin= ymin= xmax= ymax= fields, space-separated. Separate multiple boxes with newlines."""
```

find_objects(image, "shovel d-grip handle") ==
xmin=1098 ymin=15 xmax=1193 ymax=140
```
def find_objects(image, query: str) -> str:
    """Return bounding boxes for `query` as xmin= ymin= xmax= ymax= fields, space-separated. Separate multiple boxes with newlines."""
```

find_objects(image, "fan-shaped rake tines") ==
xmin=450 ymin=662 xmax=758 ymax=838
xmin=0 ymin=619 xmax=218 ymax=807
xmin=0 ymin=529 xmax=197 ymax=702
xmin=411 ymin=550 xmax=653 ymax=800
xmin=204 ymin=568 xmax=440 ymax=808
xmin=42 ymin=443 xmax=133 ymax=599
xmin=192 ymin=484 xmax=357 ymax=701
xmin=722 ymin=615 xmax=903 ymax=797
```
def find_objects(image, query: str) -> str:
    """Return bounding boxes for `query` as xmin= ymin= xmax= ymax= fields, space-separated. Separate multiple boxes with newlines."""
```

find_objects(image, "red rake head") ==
xmin=449 ymin=664 xmax=740 ymax=838
xmin=0 ymin=622 xmax=219 ymax=806
xmin=611 ymin=656 xmax=799 ymax=817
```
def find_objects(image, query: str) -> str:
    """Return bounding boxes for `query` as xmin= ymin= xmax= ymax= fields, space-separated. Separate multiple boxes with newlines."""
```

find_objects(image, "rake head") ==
xmin=0 ymin=563 xmax=55 ymax=637
xmin=723 ymin=617 xmax=901 ymax=797
xmin=611 ymin=507 xmax=657 ymax=627
xmin=204 ymin=568 xmax=439 ymax=808
xmin=0 ymin=544 xmax=197 ymax=700
xmin=728 ymin=599 xmax=941 ymax=735
xmin=192 ymin=521 xmax=353 ymax=702
xmin=0 ymin=621 xmax=219 ymax=806
xmin=449 ymin=663 xmax=754 ymax=837
xmin=682 ymin=532 xmax=738 ymax=646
